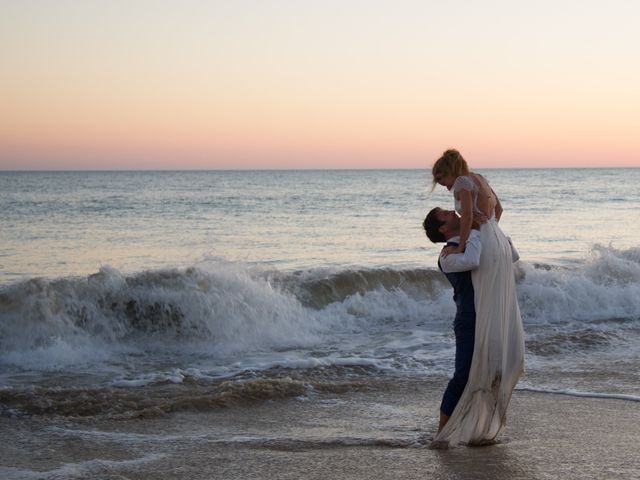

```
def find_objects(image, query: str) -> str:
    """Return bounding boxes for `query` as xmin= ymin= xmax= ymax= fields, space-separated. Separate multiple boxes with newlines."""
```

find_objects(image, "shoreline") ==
xmin=2 ymin=382 xmax=639 ymax=480
xmin=515 ymin=386 xmax=640 ymax=402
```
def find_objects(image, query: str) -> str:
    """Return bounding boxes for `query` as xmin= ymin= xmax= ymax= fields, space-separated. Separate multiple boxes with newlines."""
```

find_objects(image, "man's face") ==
xmin=436 ymin=209 xmax=460 ymax=235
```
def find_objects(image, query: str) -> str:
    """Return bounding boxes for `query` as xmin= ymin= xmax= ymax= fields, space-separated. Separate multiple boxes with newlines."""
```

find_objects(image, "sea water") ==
xmin=0 ymin=169 xmax=639 ymax=419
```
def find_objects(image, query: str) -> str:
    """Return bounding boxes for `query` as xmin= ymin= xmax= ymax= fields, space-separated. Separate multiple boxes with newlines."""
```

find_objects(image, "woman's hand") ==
xmin=441 ymin=244 xmax=464 ymax=257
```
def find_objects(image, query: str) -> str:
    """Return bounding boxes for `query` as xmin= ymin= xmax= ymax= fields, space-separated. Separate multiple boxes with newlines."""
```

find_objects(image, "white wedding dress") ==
xmin=434 ymin=175 xmax=525 ymax=447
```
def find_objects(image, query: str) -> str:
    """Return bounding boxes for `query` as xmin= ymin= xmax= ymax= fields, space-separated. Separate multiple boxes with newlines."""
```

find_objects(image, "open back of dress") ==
xmin=435 ymin=174 xmax=525 ymax=447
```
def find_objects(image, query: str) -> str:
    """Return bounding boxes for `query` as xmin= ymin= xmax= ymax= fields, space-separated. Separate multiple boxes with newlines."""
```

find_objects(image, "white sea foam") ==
xmin=0 ymin=263 xmax=327 ymax=368
xmin=49 ymin=426 xmax=209 ymax=443
xmin=516 ymin=386 xmax=640 ymax=402
xmin=109 ymin=368 xmax=190 ymax=387
xmin=213 ymin=434 xmax=422 ymax=448
xmin=517 ymin=245 xmax=640 ymax=325
xmin=1 ymin=245 xmax=639 ymax=398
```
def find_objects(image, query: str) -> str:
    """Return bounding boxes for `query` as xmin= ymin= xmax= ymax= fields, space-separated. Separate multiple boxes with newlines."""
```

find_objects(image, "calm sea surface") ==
xmin=1 ymin=169 xmax=639 ymax=478
xmin=1 ymin=169 xmax=639 ymax=282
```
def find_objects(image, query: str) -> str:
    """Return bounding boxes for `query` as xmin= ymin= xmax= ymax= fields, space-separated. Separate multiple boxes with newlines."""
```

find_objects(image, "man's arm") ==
xmin=439 ymin=231 xmax=482 ymax=273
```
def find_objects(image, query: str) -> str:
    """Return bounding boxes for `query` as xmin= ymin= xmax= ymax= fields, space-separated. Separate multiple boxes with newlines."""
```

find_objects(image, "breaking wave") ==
xmin=0 ymin=245 xmax=638 ymax=375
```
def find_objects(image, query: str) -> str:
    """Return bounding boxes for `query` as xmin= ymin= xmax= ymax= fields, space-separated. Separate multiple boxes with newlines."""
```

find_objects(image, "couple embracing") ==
xmin=423 ymin=149 xmax=525 ymax=448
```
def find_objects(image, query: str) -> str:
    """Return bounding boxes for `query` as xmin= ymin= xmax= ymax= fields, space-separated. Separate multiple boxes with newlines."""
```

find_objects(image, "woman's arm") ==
xmin=443 ymin=188 xmax=473 ymax=256
xmin=457 ymin=189 xmax=473 ymax=250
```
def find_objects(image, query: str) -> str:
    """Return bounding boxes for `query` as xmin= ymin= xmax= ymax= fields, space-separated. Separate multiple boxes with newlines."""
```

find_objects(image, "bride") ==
xmin=430 ymin=149 xmax=525 ymax=447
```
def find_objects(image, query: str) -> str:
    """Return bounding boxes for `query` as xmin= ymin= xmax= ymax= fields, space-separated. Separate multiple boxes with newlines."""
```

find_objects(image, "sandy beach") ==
xmin=2 ymin=377 xmax=638 ymax=480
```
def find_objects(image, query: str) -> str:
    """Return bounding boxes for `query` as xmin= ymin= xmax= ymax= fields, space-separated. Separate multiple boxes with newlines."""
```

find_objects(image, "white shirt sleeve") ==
xmin=439 ymin=230 xmax=482 ymax=273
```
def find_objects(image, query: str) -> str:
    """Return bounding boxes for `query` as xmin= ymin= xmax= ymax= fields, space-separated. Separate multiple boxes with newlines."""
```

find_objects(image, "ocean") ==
xmin=1 ymin=168 xmax=639 ymax=478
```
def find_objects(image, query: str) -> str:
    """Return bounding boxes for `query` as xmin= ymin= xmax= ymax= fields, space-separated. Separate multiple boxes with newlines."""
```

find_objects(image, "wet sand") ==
xmin=1 ymin=380 xmax=639 ymax=479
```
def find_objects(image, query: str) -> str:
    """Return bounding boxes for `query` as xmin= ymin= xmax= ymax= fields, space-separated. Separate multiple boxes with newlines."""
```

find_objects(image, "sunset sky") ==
xmin=1 ymin=1 xmax=639 ymax=169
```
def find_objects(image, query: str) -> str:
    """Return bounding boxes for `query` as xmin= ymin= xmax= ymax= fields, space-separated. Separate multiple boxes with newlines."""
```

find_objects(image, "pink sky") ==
xmin=1 ymin=1 xmax=639 ymax=169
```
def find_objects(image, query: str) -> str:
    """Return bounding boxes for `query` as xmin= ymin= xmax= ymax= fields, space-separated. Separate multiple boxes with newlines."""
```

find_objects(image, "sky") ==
xmin=1 ymin=0 xmax=639 ymax=170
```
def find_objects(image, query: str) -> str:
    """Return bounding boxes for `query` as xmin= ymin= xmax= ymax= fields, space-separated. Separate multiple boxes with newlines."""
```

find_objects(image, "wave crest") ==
xmin=0 ymin=264 xmax=322 ymax=366
xmin=1 ymin=245 xmax=639 ymax=373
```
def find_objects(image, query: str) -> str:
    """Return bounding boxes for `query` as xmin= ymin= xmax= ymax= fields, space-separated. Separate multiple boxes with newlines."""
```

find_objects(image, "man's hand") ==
xmin=441 ymin=244 xmax=464 ymax=257
xmin=472 ymin=211 xmax=489 ymax=226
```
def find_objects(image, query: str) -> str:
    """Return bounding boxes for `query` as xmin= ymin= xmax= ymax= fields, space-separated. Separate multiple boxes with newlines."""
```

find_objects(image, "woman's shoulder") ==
xmin=469 ymin=172 xmax=493 ymax=190
xmin=452 ymin=175 xmax=476 ymax=192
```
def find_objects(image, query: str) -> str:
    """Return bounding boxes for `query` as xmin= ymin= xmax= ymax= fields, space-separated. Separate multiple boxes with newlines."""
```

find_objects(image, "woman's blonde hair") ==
xmin=431 ymin=149 xmax=470 ymax=188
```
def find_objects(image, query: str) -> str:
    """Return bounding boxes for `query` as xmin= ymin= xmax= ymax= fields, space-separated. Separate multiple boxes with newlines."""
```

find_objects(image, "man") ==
xmin=422 ymin=207 xmax=518 ymax=433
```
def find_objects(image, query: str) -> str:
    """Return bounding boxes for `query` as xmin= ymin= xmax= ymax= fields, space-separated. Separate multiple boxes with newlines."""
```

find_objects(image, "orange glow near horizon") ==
xmin=1 ymin=2 xmax=639 ymax=170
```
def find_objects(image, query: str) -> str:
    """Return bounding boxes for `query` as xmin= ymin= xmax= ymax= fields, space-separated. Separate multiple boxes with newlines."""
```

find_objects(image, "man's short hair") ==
xmin=423 ymin=208 xmax=446 ymax=243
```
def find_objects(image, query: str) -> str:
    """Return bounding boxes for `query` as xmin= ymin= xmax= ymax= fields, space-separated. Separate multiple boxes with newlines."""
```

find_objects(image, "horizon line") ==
xmin=1 ymin=165 xmax=639 ymax=173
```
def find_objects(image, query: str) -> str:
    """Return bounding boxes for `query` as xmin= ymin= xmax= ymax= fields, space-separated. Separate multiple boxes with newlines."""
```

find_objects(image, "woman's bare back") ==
xmin=470 ymin=173 xmax=497 ymax=218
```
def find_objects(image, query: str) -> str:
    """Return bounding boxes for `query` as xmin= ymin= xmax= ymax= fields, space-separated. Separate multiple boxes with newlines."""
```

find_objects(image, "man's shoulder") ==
xmin=446 ymin=235 xmax=461 ymax=245
xmin=445 ymin=230 xmax=479 ymax=246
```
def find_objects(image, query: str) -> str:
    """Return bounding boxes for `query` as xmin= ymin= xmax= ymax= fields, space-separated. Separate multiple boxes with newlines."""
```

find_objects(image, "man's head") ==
xmin=423 ymin=208 xmax=460 ymax=243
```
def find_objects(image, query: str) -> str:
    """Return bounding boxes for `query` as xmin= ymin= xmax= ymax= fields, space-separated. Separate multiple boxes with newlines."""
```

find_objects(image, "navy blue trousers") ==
xmin=440 ymin=313 xmax=476 ymax=416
